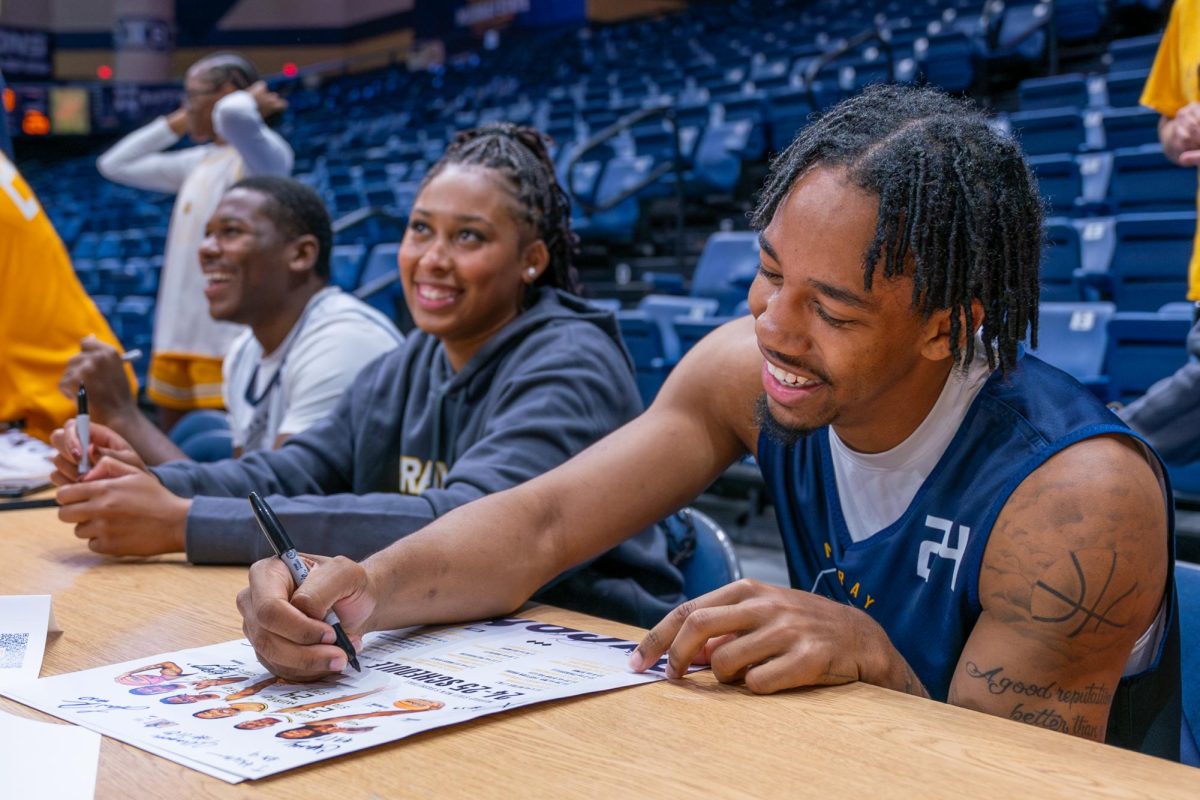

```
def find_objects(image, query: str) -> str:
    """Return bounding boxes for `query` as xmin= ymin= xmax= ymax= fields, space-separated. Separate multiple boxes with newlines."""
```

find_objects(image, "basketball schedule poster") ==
xmin=0 ymin=617 xmax=671 ymax=783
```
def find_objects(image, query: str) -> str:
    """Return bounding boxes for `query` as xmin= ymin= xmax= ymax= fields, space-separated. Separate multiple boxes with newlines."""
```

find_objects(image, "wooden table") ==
xmin=1 ymin=507 xmax=1195 ymax=798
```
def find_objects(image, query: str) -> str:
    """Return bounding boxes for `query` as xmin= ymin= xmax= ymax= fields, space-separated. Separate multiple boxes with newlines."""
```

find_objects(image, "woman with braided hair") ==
xmin=51 ymin=123 xmax=686 ymax=628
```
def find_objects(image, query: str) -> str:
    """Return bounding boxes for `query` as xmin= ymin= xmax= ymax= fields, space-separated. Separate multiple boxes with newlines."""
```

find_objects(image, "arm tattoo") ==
xmin=1030 ymin=549 xmax=1136 ymax=638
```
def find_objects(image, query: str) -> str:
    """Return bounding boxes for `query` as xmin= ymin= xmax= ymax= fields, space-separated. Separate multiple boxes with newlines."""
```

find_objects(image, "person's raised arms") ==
xmin=237 ymin=315 xmax=762 ymax=680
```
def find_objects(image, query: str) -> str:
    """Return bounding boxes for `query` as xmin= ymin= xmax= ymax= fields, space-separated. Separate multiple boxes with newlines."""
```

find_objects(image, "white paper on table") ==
xmin=0 ymin=617 xmax=682 ymax=782
xmin=0 ymin=430 xmax=56 ymax=481
xmin=0 ymin=595 xmax=57 ymax=685
xmin=0 ymin=709 xmax=101 ymax=798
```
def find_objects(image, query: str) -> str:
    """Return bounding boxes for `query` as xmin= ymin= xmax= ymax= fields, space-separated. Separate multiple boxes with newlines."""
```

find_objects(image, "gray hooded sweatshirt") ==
xmin=154 ymin=288 xmax=687 ymax=627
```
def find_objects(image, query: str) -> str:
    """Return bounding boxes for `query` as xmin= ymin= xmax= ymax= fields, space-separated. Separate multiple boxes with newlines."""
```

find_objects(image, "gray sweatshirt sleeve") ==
xmin=169 ymin=323 xmax=640 ymax=564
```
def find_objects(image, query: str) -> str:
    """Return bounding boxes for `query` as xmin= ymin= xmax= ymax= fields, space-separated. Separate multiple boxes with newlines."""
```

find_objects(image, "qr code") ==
xmin=0 ymin=633 xmax=29 ymax=668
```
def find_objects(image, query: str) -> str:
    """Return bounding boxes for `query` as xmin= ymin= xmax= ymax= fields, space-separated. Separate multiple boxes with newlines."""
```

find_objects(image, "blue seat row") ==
xmin=1042 ymin=212 xmax=1196 ymax=311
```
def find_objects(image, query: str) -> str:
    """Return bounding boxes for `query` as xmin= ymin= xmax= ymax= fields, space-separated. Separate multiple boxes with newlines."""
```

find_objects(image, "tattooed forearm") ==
xmin=961 ymin=662 xmax=1113 ymax=707
xmin=1009 ymin=703 xmax=1103 ymax=739
xmin=1031 ymin=549 xmax=1138 ymax=638
xmin=956 ymin=662 xmax=1111 ymax=741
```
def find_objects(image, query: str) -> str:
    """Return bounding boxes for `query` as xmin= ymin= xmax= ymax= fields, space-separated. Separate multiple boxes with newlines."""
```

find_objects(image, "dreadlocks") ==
xmin=751 ymin=84 xmax=1043 ymax=373
xmin=423 ymin=123 xmax=581 ymax=299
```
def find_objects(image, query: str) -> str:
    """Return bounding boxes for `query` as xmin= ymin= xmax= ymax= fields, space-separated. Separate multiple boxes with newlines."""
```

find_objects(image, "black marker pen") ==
xmin=248 ymin=492 xmax=361 ymax=672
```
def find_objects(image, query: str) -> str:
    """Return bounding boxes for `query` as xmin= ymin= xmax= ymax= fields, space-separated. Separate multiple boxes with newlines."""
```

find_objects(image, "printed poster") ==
xmin=1 ymin=617 xmax=671 ymax=783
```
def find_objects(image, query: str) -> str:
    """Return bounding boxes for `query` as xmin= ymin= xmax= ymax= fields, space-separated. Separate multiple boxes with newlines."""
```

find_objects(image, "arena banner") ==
xmin=0 ymin=25 xmax=53 ymax=81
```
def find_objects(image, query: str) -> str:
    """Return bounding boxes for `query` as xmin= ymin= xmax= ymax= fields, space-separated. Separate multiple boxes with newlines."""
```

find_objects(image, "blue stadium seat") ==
xmin=720 ymin=95 xmax=769 ymax=160
xmin=675 ymin=316 xmax=736 ymax=357
xmin=1107 ymin=35 xmax=1161 ymax=74
xmin=586 ymin=155 xmax=659 ymax=242
xmin=354 ymin=242 xmax=404 ymax=322
xmin=330 ymin=243 xmax=366 ymax=292
xmin=74 ymin=258 xmax=101 ymax=294
xmin=1109 ymin=146 xmax=1196 ymax=213
xmin=643 ymin=272 xmax=686 ymax=295
xmin=1105 ymin=307 xmax=1194 ymax=403
xmin=1026 ymin=301 xmax=1114 ymax=395
xmin=1176 ymin=561 xmax=1200 ymax=767
xmin=986 ymin=3 xmax=1049 ymax=64
xmin=632 ymin=126 xmax=683 ymax=164
xmin=1075 ymin=151 xmax=1114 ymax=211
xmin=1018 ymin=73 xmax=1089 ymax=111
xmin=1009 ymin=108 xmax=1086 ymax=156
xmin=918 ymin=31 xmax=977 ymax=93
xmin=1028 ymin=154 xmax=1081 ymax=215
xmin=1053 ymin=0 xmax=1108 ymax=42
xmin=638 ymin=295 xmax=720 ymax=365
xmin=675 ymin=507 xmax=743 ymax=598
xmin=1110 ymin=213 xmax=1196 ymax=311
xmin=1104 ymin=69 xmax=1152 ymax=108
xmin=114 ymin=295 xmax=156 ymax=352
xmin=768 ymin=88 xmax=814 ymax=152
xmin=73 ymin=233 xmax=100 ymax=261
xmin=90 ymin=294 xmax=119 ymax=324
xmin=1042 ymin=219 xmax=1083 ymax=301
xmin=1102 ymin=107 xmax=1161 ymax=150
xmin=617 ymin=310 xmax=670 ymax=406
xmin=1075 ymin=216 xmax=1117 ymax=296
xmin=95 ymin=234 xmax=122 ymax=260
xmin=691 ymin=231 xmax=760 ymax=315
xmin=692 ymin=120 xmax=756 ymax=192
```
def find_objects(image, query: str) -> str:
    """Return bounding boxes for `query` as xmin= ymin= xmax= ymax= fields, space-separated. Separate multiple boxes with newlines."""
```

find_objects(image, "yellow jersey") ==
xmin=1141 ymin=0 xmax=1200 ymax=300
xmin=0 ymin=153 xmax=132 ymax=441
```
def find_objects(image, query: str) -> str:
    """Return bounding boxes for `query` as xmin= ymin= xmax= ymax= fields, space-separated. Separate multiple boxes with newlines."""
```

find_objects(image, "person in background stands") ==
xmin=97 ymin=52 xmax=292 ymax=431
xmin=1116 ymin=0 xmax=1200 ymax=466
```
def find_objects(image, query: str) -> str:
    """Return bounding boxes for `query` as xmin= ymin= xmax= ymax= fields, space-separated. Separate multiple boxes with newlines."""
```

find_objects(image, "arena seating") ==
xmin=13 ymin=0 xmax=1194 ymax=494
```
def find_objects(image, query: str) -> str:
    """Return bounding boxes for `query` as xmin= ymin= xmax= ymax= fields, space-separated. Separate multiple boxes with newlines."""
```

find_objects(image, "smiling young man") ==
xmin=59 ymin=176 xmax=401 ymax=466
xmin=236 ymin=87 xmax=1180 ymax=758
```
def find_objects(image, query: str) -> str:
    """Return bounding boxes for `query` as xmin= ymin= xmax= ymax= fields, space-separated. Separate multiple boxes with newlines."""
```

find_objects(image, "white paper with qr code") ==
xmin=0 ymin=617 xmax=671 ymax=782
xmin=0 ymin=595 xmax=56 ymax=685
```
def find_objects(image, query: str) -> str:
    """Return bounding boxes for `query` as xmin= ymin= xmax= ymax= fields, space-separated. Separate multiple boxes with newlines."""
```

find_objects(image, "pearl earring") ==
xmin=526 ymin=267 xmax=537 ymax=278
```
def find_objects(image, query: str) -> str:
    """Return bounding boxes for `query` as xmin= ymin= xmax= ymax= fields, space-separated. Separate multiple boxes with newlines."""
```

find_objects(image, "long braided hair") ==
xmin=752 ymin=84 xmax=1043 ymax=373
xmin=421 ymin=123 xmax=581 ymax=301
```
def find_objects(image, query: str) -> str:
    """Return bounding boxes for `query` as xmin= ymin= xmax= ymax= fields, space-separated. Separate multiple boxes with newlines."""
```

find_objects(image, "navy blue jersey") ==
xmin=757 ymin=354 xmax=1180 ymax=758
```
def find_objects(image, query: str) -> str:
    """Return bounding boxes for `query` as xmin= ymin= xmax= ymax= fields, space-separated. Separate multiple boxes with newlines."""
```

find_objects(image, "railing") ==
xmin=331 ymin=206 xmax=407 ymax=301
xmin=979 ymin=0 xmax=1059 ymax=75
xmin=562 ymin=102 xmax=688 ymax=271
xmin=800 ymin=25 xmax=894 ymax=110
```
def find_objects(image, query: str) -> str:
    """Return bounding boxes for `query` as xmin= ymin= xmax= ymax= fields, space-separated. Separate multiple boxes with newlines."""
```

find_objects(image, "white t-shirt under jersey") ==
xmin=827 ymin=349 xmax=1164 ymax=676
xmin=222 ymin=287 xmax=403 ymax=452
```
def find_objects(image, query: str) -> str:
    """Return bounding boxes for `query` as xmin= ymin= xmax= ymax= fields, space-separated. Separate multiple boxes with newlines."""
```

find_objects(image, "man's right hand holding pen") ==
xmin=238 ymin=554 xmax=375 ymax=681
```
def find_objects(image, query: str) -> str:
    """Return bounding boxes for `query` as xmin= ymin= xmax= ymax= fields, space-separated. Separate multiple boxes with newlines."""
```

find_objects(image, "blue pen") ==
xmin=248 ymin=491 xmax=361 ymax=672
